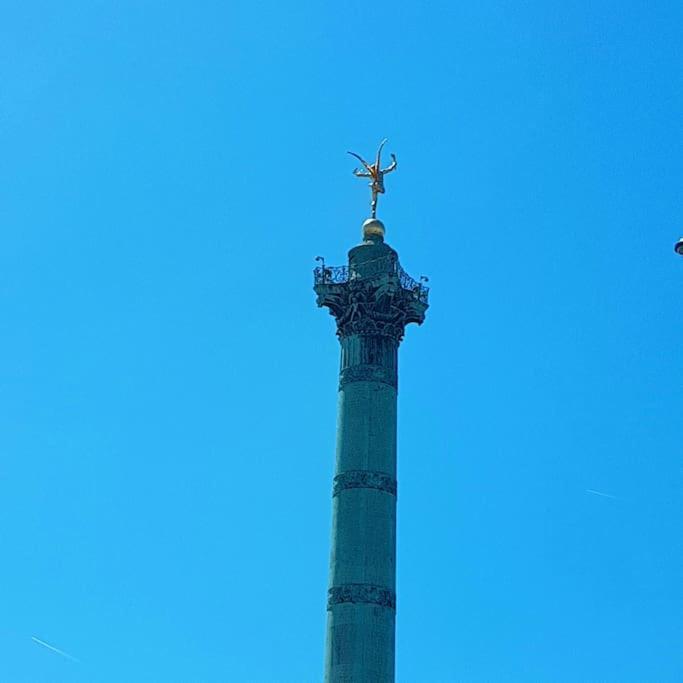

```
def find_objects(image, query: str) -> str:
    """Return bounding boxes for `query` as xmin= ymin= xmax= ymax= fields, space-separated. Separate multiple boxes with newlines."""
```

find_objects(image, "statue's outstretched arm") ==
xmin=347 ymin=151 xmax=373 ymax=174
xmin=375 ymin=139 xmax=388 ymax=169
xmin=382 ymin=154 xmax=397 ymax=174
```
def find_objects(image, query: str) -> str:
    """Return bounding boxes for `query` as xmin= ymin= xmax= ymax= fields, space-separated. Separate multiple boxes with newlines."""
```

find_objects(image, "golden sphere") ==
xmin=362 ymin=218 xmax=385 ymax=241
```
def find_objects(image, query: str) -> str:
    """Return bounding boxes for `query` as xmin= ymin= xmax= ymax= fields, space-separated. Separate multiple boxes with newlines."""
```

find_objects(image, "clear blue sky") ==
xmin=1 ymin=2 xmax=681 ymax=681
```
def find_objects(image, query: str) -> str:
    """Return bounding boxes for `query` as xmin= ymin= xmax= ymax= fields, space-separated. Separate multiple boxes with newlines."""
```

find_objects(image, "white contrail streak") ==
xmin=586 ymin=489 xmax=618 ymax=500
xmin=32 ymin=636 xmax=80 ymax=663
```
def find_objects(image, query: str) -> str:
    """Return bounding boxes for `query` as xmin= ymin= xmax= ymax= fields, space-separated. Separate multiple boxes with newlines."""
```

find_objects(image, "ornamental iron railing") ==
xmin=314 ymin=258 xmax=429 ymax=305
xmin=314 ymin=265 xmax=349 ymax=284
xmin=397 ymin=265 xmax=429 ymax=304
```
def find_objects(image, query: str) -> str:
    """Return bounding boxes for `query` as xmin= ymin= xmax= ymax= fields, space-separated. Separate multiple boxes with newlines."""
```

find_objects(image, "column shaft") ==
xmin=314 ymin=233 xmax=428 ymax=682
xmin=324 ymin=333 xmax=398 ymax=683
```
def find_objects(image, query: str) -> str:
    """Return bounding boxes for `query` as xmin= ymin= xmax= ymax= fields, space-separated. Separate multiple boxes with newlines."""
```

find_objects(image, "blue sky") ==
xmin=1 ymin=1 xmax=681 ymax=681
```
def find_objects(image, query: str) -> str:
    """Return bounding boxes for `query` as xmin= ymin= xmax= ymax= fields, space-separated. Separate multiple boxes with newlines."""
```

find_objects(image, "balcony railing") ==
xmin=397 ymin=265 xmax=429 ymax=304
xmin=314 ymin=259 xmax=429 ymax=305
xmin=313 ymin=265 xmax=349 ymax=285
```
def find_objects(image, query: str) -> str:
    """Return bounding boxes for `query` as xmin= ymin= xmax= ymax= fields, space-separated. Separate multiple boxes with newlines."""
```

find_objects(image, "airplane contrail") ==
xmin=586 ymin=488 xmax=619 ymax=500
xmin=32 ymin=636 xmax=80 ymax=663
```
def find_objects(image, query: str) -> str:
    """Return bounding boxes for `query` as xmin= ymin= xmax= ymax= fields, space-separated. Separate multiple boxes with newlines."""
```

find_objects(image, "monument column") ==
xmin=314 ymin=214 xmax=428 ymax=682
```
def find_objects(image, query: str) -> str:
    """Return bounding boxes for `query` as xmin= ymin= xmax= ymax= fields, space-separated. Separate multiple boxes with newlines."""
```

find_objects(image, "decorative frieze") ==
xmin=339 ymin=363 xmax=397 ymax=389
xmin=314 ymin=271 xmax=428 ymax=344
xmin=333 ymin=470 xmax=397 ymax=497
xmin=327 ymin=583 xmax=396 ymax=611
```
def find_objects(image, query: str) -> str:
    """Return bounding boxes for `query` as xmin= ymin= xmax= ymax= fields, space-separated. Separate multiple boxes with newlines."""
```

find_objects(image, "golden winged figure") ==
xmin=348 ymin=139 xmax=397 ymax=219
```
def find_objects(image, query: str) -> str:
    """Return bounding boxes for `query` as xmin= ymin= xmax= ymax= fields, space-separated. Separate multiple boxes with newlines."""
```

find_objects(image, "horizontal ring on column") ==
xmin=333 ymin=470 xmax=397 ymax=497
xmin=327 ymin=583 xmax=396 ymax=611
xmin=339 ymin=364 xmax=397 ymax=389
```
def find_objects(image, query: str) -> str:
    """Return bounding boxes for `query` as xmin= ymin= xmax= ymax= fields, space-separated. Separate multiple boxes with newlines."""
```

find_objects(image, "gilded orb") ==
xmin=362 ymin=218 xmax=385 ymax=242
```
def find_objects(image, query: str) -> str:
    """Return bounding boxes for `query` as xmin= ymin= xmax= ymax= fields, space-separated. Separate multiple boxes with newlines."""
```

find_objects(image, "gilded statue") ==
xmin=348 ymin=139 xmax=397 ymax=218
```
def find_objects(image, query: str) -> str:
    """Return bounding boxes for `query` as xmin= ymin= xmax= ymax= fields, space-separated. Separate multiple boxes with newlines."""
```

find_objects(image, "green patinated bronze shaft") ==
xmin=314 ymin=218 xmax=428 ymax=682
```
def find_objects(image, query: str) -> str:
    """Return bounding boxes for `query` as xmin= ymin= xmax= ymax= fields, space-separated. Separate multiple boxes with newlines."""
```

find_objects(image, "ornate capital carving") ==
xmin=314 ymin=272 xmax=428 ymax=343
xmin=333 ymin=470 xmax=397 ymax=497
xmin=327 ymin=583 xmax=396 ymax=611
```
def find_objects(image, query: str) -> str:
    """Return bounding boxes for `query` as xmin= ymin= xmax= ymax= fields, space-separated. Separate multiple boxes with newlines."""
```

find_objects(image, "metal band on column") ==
xmin=333 ymin=470 xmax=397 ymax=497
xmin=327 ymin=583 xmax=396 ymax=611
xmin=339 ymin=364 xmax=397 ymax=389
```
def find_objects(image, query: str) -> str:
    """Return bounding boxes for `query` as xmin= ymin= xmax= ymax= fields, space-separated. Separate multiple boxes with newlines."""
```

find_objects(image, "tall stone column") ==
xmin=314 ymin=219 xmax=428 ymax=682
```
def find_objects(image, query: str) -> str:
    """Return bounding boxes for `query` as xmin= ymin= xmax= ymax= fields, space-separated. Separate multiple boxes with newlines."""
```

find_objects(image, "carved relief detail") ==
xmin=333 ymin=470 xmax=397 ymax=497
xmin=335 ymin=281 xmax=407 ymax=342
xmin=327 ymin=583 xmax=396 ymax=611
xmin=315 ymin=277 xmax=426 ymax=343
xmin=339 ymin=364 xmax=397 ymax=389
